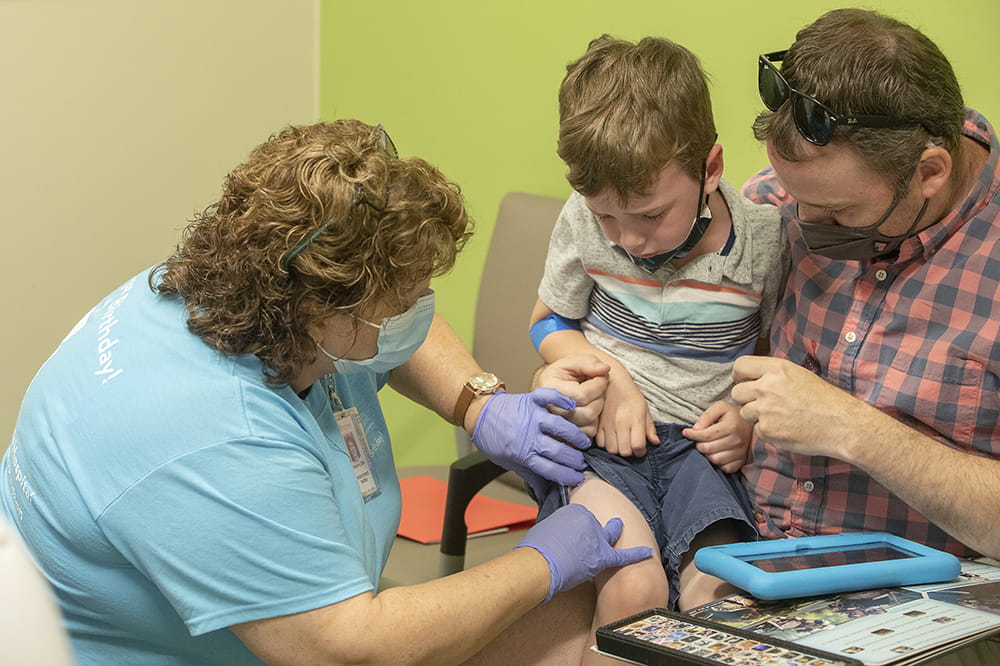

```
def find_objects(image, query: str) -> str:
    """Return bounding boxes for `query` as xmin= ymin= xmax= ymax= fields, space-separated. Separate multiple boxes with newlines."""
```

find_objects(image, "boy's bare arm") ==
xmin=530 ymin=298 xmax=658 ymax=455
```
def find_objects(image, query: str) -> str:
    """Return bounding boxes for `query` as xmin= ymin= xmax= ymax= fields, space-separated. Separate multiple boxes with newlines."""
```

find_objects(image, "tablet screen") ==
xmin=743 ymin=544 xmax=916 ymax=573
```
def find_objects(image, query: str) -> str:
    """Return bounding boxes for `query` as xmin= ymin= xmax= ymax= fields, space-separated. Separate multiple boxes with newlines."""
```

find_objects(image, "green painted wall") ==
xmin=320 ymin=0 xmax=1000 ymax=467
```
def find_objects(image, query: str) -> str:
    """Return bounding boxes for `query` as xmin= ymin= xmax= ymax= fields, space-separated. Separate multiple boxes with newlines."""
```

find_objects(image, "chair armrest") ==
xmin=438 ymin=450 xmax=505 ymax=577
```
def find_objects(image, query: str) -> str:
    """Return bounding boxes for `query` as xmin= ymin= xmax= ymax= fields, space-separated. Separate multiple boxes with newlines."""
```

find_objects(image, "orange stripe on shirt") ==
xmin=585 ymin=269 xmax=762 ymax=298
xmin=671 ymin=279 xmax=762 ymax=298
xmin=585 ymin=268 xmax=667 ymax=288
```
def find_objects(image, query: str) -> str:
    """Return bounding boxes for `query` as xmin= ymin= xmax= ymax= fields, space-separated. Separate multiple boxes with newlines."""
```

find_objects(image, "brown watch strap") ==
xmin=452 ymin=373 xmax=505 ymax=427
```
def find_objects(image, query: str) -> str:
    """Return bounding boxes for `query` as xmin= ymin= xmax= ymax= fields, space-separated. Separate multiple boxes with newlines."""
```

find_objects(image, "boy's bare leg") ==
xmin=465 ymin=477 xmax=668 ymax=665
xmin=570 ymin=478 xmax=668 ymax=665
xmin=677 ymin=519 xmax=744 ymax=611
xmin=461 ymin=581 xmax=596 ymax=666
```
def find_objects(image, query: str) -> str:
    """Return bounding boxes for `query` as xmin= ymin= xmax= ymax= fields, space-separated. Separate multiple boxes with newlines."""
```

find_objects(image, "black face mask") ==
xmin=796 ymin=147 xmax=937 ymax=262
xmin=797 ymin=198 xmax=929 ymax=261
xmin=620 ymin=165 xmax=712 ymax=274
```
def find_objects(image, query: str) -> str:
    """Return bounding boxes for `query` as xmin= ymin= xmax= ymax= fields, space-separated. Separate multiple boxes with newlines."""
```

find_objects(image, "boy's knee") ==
xmin=676 ymin=562 xmax=740 ymax=612
xmin=599 ymin=560 xmax=670 ymax=614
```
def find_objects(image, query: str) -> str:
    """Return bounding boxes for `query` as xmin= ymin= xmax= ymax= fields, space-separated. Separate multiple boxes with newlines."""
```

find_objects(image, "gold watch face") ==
xmin=469 ymin=372 xmax=500 ymax=391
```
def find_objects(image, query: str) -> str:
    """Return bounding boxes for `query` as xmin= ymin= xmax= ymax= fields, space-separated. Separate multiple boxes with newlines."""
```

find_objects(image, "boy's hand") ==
xmin=682 ymin=401 xmax=752 ymax=473
xmin=534 ymin=354 xmax=610 ymax=439
xmin=595 ymin=370 xmax=658 ymax=457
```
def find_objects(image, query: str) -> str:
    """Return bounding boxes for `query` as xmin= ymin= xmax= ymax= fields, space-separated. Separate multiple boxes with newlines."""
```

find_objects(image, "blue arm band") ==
xmin=529 ymin=313 xmax=581 ymax=351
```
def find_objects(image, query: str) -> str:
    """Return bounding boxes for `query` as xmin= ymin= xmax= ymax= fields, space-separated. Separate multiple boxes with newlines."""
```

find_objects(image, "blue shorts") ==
xmin=536 ymin=423 xmax=758 ymax=608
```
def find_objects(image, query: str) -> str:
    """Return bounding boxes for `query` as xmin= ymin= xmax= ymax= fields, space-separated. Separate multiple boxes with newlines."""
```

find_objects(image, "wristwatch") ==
xmin=453 ymin=372 xmax=506 ymax=427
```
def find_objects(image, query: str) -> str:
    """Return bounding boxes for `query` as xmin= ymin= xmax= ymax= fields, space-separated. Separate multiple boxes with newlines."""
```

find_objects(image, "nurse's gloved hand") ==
xmin=516 ymin=504 xmax=654 ymax=602
xmin=471 ymin=389 xmax=592 ymax=497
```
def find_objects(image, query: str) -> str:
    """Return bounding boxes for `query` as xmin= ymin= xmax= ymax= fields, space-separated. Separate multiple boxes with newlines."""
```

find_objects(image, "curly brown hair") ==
xmin=152 ymin=120 xmax=472 ymax=386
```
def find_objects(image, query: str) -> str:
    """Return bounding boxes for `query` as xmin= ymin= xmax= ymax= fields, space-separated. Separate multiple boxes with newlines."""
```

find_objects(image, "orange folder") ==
xmin=397 ymin=474 xmax=538 ymax=544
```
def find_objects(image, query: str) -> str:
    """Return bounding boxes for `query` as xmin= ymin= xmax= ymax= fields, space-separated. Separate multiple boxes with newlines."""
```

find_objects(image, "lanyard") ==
xmin=324 ymin=376 xmax=379 ymax=500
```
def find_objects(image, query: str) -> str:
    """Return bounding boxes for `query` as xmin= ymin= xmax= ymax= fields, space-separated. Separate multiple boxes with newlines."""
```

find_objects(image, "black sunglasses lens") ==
xmin=758 ymin=58 xmax=787 ymax=112
xmin=793 ymin=95 xmax=835 ymax=145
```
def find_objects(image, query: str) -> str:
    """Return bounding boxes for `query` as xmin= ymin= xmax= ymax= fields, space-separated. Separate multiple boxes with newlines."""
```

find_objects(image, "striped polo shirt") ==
xmin=538 ymin=178 xmax=788 ymax=426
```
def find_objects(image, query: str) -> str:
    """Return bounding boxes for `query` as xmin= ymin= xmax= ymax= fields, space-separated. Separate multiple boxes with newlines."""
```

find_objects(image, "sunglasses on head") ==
xmin=757 ymin=50 xmax=940 ymax=146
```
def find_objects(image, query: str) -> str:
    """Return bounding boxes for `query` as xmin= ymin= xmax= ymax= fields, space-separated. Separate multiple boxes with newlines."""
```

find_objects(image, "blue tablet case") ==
xmin=694 ymin=532 xmax=961 ymax=600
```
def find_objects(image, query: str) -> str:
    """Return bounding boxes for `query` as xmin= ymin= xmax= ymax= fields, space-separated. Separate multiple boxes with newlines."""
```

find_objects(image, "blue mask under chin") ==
xmin=620 ymin=209 xmax=712 ymax=273
xmin=617 ymin=162 xmax=713 ymax=274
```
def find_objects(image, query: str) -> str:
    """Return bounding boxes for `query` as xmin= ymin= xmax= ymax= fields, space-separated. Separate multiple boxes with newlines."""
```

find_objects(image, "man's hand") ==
xmin=731 ymin=355 xmax=861 ymax=459
xmin=534 ymin=354 xmax=610 ymax=438
xmin=683 ymin=401 xmax=751 ymax=473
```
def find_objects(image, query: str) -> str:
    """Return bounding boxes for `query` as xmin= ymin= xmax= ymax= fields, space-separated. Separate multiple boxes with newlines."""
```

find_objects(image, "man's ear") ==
xmin=917 ymin=144 xmax=952 ymax=200
xmin=704 ymin=143 xmax=724 ymax=194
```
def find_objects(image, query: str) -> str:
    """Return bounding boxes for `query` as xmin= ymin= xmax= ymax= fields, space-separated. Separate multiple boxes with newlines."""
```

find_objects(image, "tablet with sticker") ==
xmin=694 ymin=532 xmax=961 ymax=600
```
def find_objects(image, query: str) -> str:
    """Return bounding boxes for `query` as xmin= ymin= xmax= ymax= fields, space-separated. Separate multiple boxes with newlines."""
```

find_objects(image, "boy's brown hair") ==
xmin=558 ymin=35 xmax=716 ymax=200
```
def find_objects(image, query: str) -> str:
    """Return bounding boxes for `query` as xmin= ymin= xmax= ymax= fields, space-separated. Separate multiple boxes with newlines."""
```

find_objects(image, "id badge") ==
xmin=334 ymin=406 xmax=381 ymax=500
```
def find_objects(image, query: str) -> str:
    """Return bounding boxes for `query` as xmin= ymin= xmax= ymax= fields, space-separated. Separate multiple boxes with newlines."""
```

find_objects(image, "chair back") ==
xmin=0 ymin=518 xmax=74 ymax=665
xmin=456 ymin=191 xmax=566 ymax=455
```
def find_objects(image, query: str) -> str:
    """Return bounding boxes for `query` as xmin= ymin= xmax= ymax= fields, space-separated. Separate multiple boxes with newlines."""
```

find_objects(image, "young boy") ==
xmin=529 ymin=35 xmax=788 ymax=657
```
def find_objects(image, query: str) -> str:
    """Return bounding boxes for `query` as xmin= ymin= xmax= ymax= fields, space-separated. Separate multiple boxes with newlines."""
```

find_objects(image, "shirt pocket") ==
xmin=880 ymin=347 xmax=988 ymax=451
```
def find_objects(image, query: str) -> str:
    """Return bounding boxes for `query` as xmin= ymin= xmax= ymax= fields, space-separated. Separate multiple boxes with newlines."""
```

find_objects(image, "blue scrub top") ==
xmin=1 ymin=269 xmax=402 ymax=665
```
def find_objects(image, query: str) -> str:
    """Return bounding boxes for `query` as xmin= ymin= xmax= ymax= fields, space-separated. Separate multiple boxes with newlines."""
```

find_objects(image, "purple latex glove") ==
xmin=471 ymin=389 xmax=592 ymax=497
xmin=516 ymin=504 xmax=654 ymax=602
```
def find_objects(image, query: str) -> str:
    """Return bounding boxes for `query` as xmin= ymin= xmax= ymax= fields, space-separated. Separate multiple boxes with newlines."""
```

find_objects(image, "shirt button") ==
xmin=875 ymin=269 xmax=888 ymax=281
xmin=845 ymin=331 xmax=857 ymax=343
xmin=802 ymin=480 xmax=815 ymax=492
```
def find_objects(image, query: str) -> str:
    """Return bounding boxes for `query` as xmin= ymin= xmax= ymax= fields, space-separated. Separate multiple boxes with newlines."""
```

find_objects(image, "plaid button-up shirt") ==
xmin=741 ymin=108 xmax=1000 ymax=557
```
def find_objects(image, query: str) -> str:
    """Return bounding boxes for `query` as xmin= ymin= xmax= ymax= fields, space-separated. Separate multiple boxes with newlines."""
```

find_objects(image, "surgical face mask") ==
xmin=620 ymin=164 xmax=712 ymax=274
xmin=316 ymin=290 xmax=435 ymax=374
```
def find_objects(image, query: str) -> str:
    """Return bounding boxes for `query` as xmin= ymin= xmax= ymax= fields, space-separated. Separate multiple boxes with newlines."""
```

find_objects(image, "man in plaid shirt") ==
xmin=734 ymin=7 xmax=999 ymax=569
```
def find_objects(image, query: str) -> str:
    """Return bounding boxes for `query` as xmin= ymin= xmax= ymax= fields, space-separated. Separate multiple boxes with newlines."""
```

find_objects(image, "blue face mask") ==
xmin=316 ymin=290 xmax=436 ymax=374
xmin=618 ymin=161 xmax=712 ymax=274
xmin=620 ymin=201 xmax=712 ymax=273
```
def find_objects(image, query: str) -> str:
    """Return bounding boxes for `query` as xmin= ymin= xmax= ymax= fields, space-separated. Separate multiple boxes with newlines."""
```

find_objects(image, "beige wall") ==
xmin=0 ymin=0 xmax=318 ymax=447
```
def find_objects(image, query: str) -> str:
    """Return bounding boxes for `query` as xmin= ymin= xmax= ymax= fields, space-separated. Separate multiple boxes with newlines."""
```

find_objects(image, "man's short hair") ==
xmin=558 ymin=35 xmax=716 ymax=200
xmin=753 ymin=8 xmax=965 ymax=196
